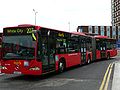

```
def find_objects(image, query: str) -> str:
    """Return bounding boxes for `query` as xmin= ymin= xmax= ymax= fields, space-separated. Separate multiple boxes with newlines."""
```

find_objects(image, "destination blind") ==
xmin=3 ymin=27 xmax=35 ymax=35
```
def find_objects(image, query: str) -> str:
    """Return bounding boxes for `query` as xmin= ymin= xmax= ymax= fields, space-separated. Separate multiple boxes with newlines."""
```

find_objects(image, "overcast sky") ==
xmin=0 ymin=0 xmax=111 ymax=32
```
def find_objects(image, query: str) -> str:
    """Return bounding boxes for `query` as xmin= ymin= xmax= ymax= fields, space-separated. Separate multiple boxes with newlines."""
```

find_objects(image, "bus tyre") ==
xmin=87 ymin=57 xmax=91 ymax=64
xmin=107 ymin=53 xmax=110 ymax=60
xmin=58 ymin=61 xmax=65 ymax=73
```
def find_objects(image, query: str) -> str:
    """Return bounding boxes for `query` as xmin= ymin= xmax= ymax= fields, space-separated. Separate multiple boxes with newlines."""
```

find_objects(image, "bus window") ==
xmin=67 ymin=35 xmax=79 ymax=53
xmin=56 ymin=38 xmax=67 ymax=54
xmin=96 ymin=39 xmax=106 ymax=50
xmin=96 ymin=41 xmax=101 ymax=50
xmin=86 ymin=38 xmax=92 ymax=51
xmin=3 ymin=35 xmax=35 ymax=60
xmin=49 ymin=37 xmax=55 ymax=65
xmin=41 ymin=37 xmax=48 ymax=63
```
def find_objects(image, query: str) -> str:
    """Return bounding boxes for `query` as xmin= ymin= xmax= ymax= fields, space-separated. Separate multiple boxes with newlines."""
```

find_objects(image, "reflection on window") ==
xmin=100 ymin=26 xmax=104 ymax=36
xmin=112 ymin=26 xmax=116 ymax=39
xmin=67 ymin=36 xmax=79 ymax=53
xmin=88 ymin=26 xmax=92 ymax=33
xmin=56 ymin=38 xmax=67 ymax=54
xmin=3 ymin=35 xmax=35 ymax=59
xmin=79 ymin=27 xmax=83 ymax=32
xmin=96 ymin=40 xmax=106 ymax=50
xmin=107 ymin=41 xmax=116 ymax=50
xmin=107 ymin=26 xmax=110 ymax=38
xmin=94 ymin=26 xmax=98 ymax=34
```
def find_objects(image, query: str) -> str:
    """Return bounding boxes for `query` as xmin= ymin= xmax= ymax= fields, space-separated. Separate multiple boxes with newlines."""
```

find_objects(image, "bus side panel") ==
xmin=57 ymin=53 xmax=81 ymax=68
xmin=96 ymin=50 xmax=101 ymax=60
xmin=55 ymin=61 xmax=59 ymax=71
xmin=92 ymin=38 xmax=96 ymax=61
xmin=107 ymin=49 xmax=117 ymax=57
xmin=67 ymin=53 xmax=81 ymax=67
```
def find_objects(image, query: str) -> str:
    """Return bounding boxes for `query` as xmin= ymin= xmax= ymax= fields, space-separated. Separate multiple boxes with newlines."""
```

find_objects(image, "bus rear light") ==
xmin=29 ymin=67 xmax=40 ymax=71
xmin=1 ymin=66 xmax=7 ymax=70
xmin=24 ymin=61 xmax=29 ymax=67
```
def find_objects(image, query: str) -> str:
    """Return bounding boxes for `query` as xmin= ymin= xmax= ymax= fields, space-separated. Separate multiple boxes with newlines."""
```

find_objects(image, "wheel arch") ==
xmin=59 ymin=57 xmax=66 ymax=69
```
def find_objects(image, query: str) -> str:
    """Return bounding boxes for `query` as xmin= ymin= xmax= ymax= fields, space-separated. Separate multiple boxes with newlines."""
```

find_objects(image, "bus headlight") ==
xmin=1 ymin=66 xmax=7 ymax=70
xmin=29 ymin=67 xmax=40 ymax=71
xmin=24 ymin=61 xmax=29 ymax=67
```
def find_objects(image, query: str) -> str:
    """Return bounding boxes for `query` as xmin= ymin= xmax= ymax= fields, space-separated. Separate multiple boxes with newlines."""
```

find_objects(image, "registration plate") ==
xmin=14 ymin=71 xmax=21 ymax=74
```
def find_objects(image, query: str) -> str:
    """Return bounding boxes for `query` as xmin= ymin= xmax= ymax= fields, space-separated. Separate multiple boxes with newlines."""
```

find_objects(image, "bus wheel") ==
xmin=87 ymin=57 xmax=91 ymax=64
xmin=58 ymin=61 xmax=65 ymax=73
xmin=107 ymin=53 xmax=110 ymax=60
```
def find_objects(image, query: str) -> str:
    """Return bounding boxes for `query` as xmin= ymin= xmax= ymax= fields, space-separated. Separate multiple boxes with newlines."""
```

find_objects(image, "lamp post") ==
xmin=68 ymin=22 xmax=70 ymax=32
xmin=33 ymin=9 xmax=38 ymax=25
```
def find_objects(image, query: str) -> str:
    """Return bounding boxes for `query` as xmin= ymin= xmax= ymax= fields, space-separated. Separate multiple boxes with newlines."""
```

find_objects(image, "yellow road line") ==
xmin=104 ymin=63 xmax=114 ymax=90
xmin=99 ymin=63 xmax=112 ymax=90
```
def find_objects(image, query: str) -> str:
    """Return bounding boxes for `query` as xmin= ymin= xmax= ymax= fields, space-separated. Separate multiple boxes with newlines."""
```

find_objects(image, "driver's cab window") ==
xmin=41 ymin=36 xmax=48 ymax=65
xmin=42 ymin=37 xmax=48 ymax=55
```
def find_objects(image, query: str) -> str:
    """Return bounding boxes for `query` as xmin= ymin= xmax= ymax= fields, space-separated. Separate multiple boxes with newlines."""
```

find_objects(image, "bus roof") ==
xmin=94 ymin=35 xmax=108 ymax=39
xmin=71 ymin=32 xmax=86 ymax=36
xmin=3 ymin=24 xmax=67 ymax=32
xmin=3 ymin=24 xmax=87 ymax=36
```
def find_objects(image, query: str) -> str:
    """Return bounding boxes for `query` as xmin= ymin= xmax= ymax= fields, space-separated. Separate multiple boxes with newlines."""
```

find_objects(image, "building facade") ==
xmin=77 ymin=26 xmax=120 ymax=48
xmin=111 ymin=0 xmax=120 ymax=26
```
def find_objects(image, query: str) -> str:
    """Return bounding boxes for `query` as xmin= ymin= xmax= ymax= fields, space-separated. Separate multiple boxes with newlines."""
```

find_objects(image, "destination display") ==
xmin=3 ymin=27 xmax=35 ymax=35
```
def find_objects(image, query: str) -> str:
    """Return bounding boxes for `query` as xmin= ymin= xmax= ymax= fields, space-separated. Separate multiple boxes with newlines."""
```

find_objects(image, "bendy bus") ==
xmin=1 ymin=24 xmax=117 ymax=75
xmin=84 ymin=33 xmax=117 ymax=60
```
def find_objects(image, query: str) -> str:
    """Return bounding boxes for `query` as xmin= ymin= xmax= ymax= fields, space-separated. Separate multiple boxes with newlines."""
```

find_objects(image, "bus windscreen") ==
xmin=2 ymin=27 xmax=36 ymax=60
xmin=3 ymin=27 xmax=34 ymax=36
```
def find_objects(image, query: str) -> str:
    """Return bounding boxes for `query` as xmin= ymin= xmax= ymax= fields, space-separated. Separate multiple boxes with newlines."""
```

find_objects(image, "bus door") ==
xmin=38 ymin=29 xmax=55 ymax=73
xmin=92 ymin=38 xmax=96 ymax=61
xmin=41 ymin=36 xmax=55 ymax=73
xmin=80 ymin=37 xmax=87 ymax=64
xmin=100 ymin=40 xmax=106 ymax=58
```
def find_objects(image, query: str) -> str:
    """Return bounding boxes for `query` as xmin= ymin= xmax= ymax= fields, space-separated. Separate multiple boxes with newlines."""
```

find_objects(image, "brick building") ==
xmin=77 ymin=26 xmax=120 ymax=47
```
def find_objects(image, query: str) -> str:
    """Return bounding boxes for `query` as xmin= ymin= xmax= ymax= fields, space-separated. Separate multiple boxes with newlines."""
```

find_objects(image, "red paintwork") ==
xmin=94 ymin=35 xmax=117 ymax=60
xmin=71 ymin=32 xmax=86 ymax=36
xmin=107 ymin=49 xmax=117 ymax=57
xmin=56 ymin=53 xmax=81 ymax=68
xmin=94 ymin=35 xmax=108 ymax=39
xmin=1 ymin=24 xmax=118 ymax=75
xmin=96 ymin=50 xmax=101 ymax=60
xmin=55 ymin=61 xmax=59 ymax=71
xmin=1 ymin=60 xmax=42 ymax=75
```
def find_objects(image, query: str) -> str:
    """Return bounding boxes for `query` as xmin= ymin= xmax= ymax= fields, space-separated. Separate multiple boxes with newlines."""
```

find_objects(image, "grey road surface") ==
xmin=0 ymin=57 xmax=119 ymax=90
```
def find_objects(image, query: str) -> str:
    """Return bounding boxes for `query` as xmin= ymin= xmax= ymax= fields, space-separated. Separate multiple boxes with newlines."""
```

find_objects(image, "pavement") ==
xmin=112 ymin=62 xmax=120 ymax=90
xmin=112 ymin=49 xmax=120 ymax=90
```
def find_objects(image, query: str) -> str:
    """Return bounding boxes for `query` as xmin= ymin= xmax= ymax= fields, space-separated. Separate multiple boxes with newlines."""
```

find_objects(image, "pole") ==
xmin=68 ymin=22 xmax=70 ymax=32
xmin=33 ymin=9 xmax=38 ymax=25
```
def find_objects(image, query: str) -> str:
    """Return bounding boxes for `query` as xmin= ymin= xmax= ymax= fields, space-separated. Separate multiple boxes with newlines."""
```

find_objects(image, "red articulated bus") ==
xmin=84 ymin=33 xmax=117 ymax=61
xmin=1 ymin=24 xmax=117 ymax=75
xmin=94 ymin=35 xmax=117 ymax=60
